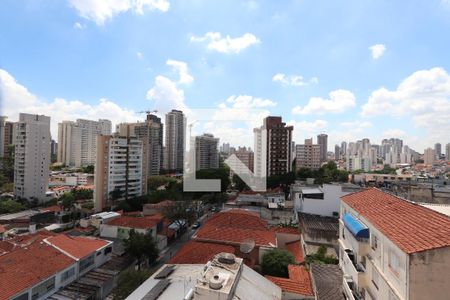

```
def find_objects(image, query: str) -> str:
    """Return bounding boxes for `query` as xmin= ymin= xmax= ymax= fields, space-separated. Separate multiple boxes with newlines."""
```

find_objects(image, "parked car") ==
xmin=192 ymin=222 xmax=201 ymax=229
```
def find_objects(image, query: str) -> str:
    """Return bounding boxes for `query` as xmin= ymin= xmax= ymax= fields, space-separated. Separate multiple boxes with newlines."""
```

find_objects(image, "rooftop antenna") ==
xmin=138 ymin=109 xmax=158 ymax=115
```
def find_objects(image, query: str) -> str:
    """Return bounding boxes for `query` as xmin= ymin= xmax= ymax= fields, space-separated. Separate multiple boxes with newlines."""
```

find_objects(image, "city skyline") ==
xmin=1 ymin=1 xmax=450 ymax=151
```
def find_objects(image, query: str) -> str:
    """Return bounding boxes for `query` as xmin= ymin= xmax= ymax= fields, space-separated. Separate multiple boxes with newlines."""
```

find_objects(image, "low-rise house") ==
xmin=81 ymin=211 xmax=121 ymax=228
xmin=309 ymin=264 xmax=344 ymax=300
xmin=0 ymin=231 xmax=112 ymax=300
xmin=126 ymin=253 xmax=282 ymax=300
xmin=266 ymin=265 xmax=315 ymax=300
xmin=339 ymin=188 xmax=450 ymax=300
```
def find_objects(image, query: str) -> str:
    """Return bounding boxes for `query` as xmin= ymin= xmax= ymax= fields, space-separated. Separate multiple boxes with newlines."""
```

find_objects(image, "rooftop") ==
xmin=266 ymin=265 xmax=314 ymax=297
xmin=310 ymin=264 xmax=344 ymax=300
xmin=285 ymin=240 xmax=304 ymax=264
xmin=169 ymin=241 xmax=235 ymax=264
xmin=298 ymin=213 xmax=339 ymax=233
xmin=106 ymin=215 xmax=162 ymax=229
xmin=341 ymin=188 xmax=450 ymax=254
xmin=0 ymin=233 xmax=75 ymax=299
xmin=45 ymin=234 xmax=111 ymax=259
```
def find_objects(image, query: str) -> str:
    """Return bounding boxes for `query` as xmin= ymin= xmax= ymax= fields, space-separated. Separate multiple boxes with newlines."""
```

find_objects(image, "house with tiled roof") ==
xmin=193 ymin=209 xmax=277 ymax=266
xmin=0 ymin=232 xmax=112 ymax=300
xmin=266 ymin=265 xmax=315 ymax=299
xmin=168 ymin=240 xmax=235 ymax=264
xmin=339 ymin=188 xmax=450 ymax=300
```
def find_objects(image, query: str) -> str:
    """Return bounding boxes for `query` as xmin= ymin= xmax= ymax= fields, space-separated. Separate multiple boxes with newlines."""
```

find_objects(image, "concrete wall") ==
xmin=409 ymin=246 xmax=450 ymax=300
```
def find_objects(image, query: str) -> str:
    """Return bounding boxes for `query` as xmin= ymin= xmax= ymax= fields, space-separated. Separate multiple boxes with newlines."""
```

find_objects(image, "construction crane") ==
xmin=138 ymin=109 xmax=158 ymax=115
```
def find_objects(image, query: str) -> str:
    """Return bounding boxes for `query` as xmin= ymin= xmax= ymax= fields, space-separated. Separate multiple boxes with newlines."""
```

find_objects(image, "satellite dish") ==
xmin=240 ymin=239 xmax=255 ymax=254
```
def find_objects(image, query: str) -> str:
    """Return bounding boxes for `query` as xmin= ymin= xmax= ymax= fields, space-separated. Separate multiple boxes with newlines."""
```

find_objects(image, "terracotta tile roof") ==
xmin=285 ymin=240 xmax=304 ymax=264
xmin=341 ymin=188 xmax=450 ymax=254
xmin=45 ymin=234 xmax=110 ymax=259
xmin=144 ymin=200 xmax=175 ymax=209
xmin=168 ymin=241 xmax=235 ymax=264
xmin=41 ymin=205 xmax=63 ymax=213
xmin=0 ymin=224 xmax=6 ymax=233
xmin=0 ymin=236 xmax=75 ymax=299
xmin=206 ymin=209 xmax=268 ymax=230
xmin=266 ymin=265 xmax=314 ymax=296
xmin=196 ymin=225 xmax=276 ymax=247
xmin=106 ymin=215 xmax=161 ymax=230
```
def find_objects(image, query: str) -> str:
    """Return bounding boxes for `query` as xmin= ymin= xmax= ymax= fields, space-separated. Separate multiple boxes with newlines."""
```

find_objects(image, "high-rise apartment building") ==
xmin=341 ymin=141 xmax=347 ymax=156
xmin=57 ymin=118 xmax=111 ymax=167
xmin=424 ymin=148 xmax=435 ymax=166
xmin=434 ymin=143 xmax=442 ymax=158
xmin=13 ymin=113 xmax=51 ymax=202
xmin=296 ymin=138 xmax=321 ymax=170
xmin=446 ymin=143 xmax=450 ymax=161
xmin=94 ymin=135 xmax=145 ymax=211
xmin=317 ymin=133 xmax=328 ymax=163
xmin=0 ymin=116 xmax=7 ymax=159
xmin=117 ymin=113 xmax=163 ymax=176
xmin=195 ymin=133 xmax=219 ymax=170
xmin=230 ymin=146 xmax=254 ymax=172
xmin=0 ymin=116 xmax=14 ymax=158
xmin=164 ymin=110 xmax=185 ymax=172
xmin=335 ymin=145 xmax=340 ymax=160
xmin=254 ymin=116 xmax=293 ymax=177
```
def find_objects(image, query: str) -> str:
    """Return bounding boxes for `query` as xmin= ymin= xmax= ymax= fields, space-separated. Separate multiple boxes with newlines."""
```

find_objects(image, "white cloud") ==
xmin=190 ymin=32 xmax=260 ymax=54
xmin=369 ymin=44 xmax=386 ymax=59
xmin=292 ymin=89 xmax=356 ymax=115
xmin=287 ymin=120 xmax=328 ymax=144
xmin=224 ymin=95 xmax=276 ymax=109
xmin=0 ymin=69 xmax=139 ymax=140
xmin=361 ymin=67 xmax=450 ymax=149
xmin=166 ymin=59 xmax=193 ymax=85
xmin=69 ymin=0 xmax=170 ymax=25
xmin=73 ymin=22 xmax=85 ymax=29
xmin=136 ymin=52 xmax=143 ymax=59
xmin=272 ymin=73 xmax=318 ymax=86
xmin=146 ymin=75 xmax=188 ymax=114
xmin=340 ymin=120 xmax=372 ymax=129
xmin=382 ymin=129 xmax=406 ymax=138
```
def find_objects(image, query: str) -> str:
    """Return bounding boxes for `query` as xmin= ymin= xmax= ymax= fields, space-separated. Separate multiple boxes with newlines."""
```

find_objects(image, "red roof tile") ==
xmin=206 ymin=209 xmax=268 ymax=230
xmin=266 ymin=265 xmax=314 ymax=296
xmin=271 ymin=226 xmax=300 ymax=235
xmin=106 ymin=215 xmax=161 ymax=230
xmin=45 ymin=234 xmax=110 ymax=259
xmin=41 ymin=205 xmax=63 ymax=213
xmin=0 ymin=236 xmax=75 ymax=299
xmin=285 ymin=240 xmax=304 ymax=264
xmin=342 ymin=188 xmax=450 ymax=254
xmin=169 ymin=241 xmax=235 ymax=264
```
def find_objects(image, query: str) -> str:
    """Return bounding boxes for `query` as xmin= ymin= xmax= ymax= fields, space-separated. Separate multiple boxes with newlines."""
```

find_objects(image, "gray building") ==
xmin=317 ymin=133 xmax=328 ymax=163
xmin=164 ymin=110 xmax=185 ymax=172
xmin=195 ymin=133 xmax=219 ymax=170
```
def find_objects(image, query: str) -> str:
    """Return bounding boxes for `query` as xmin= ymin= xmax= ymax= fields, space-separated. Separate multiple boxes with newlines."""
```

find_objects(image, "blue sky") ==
xmin=1 ymin=0 xmax=450 ymax=151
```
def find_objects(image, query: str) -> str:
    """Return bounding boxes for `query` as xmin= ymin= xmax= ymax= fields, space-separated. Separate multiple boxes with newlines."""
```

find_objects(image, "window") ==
xmin=371 ymin=234 xmax=378 ymax=250
xmin=104 ymin=246 xmax=112 ymax=255
xmin=31 ymin=277 xmax=55 ymax=299
xmin=388 ymin=250 xmax=401 ymax=276
xmin=79 ymin=254 xmax=95 ymax=272
xmin=372 ymin=267 xmax=379 ymax=290
xmin=61 ymin=267 xmax=75 ymax=282
xmin=11 ymin=293 xmax=28 ymax=300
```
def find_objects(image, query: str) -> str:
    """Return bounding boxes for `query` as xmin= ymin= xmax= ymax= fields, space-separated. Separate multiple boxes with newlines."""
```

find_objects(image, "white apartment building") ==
xmin=14 ymin=113 xmax=51 ymax=202
xmin=195 ymin=133 xmax=219 ymax=170
xmin=164 ymin=109 xmax=185 ymax=171
xmin=94 ymin=135 xmax=145 ymax=211
xmin=57 ymin=118 xmax=112 ymax=167
xmin=339 ymin=188 xmax=450 ymax=300
xmin=346 ymin=154 xmax=371 ymax=172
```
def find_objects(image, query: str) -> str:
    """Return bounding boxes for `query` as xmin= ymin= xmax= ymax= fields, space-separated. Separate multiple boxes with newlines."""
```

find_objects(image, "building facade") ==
xmin=339 ymin=188 xmax=450 ymax=300
xmin=14 ymin=113 xmax=51 ymax=202
xmin=57 ymin=118 xmax=112 ymax=167
xmin=0 ymin=116 xmax=14 ymax=158
xmin=94 ymin=135 xmax=146 ymax=211
xmin=254 ymin=116 xmax=293 ymax=177
xmin=195 ymin=133 xmax=219 ymax=170
xmin=296 ymin=138 xmax=321 ymax=170
xmin=317 ymin=134 xmax=328 ymax=163
xmin=424 ymin=148 xmax=435 ymax=166
xmin=164 ymin=110 xmax=185 ymax=172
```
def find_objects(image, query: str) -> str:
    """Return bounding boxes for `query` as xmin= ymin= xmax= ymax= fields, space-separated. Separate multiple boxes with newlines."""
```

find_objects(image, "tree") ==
xmin=71 ymin=188 xmax=93 ymax=200
xmin=0 ymin=199 xmax=26 ymax=214
xmin=80 ymin=164 xmax=95 ymax=174
xmin=162 ymin=201 xmax=195 ymax=228
xmin=60 ymin=192 xmax=75 ymax=210
xmin=112 ymin=270 xmax=151 ymax=300
xmin=261 ymin=249 xmax=296 ymax=278
xmin=305 ymin=245 xmax=338 ymax=265
xmin=147 ymin=175 xmax=176 ymax=191
xmin=124 ymin=230 xmax=159 ymax=270
xmin=232 ymin=174 xmax=250 ymax=191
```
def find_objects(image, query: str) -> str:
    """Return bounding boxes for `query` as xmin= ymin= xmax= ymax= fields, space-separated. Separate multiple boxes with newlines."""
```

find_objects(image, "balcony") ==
xmin=341 ymin=247 xmax=368 ymax=291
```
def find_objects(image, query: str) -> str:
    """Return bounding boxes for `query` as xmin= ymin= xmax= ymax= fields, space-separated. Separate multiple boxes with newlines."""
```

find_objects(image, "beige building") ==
xmin=94 ymin=135 xmax=146 ymax=212
xmin=296 ymin=138 xmax=321 ymax=170
xmin=423 ymin=147 xmax=435 ymax=166
xmin=13 ymin=114 xmax=51 ymax=202
xmin=339 ymin=188 xmax=450 ymax=300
